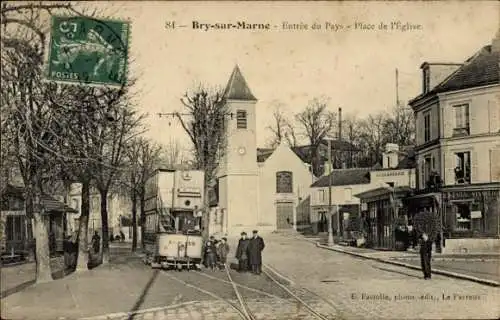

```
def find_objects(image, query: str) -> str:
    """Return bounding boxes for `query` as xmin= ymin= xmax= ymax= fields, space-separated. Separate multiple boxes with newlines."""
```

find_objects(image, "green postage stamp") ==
xmin=46 ymin=15 xmax=130 ymax=87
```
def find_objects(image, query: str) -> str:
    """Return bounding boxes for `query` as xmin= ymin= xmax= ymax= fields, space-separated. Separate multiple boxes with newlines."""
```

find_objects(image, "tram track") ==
xmin=161 ymin=265 xmax=335 ymax=320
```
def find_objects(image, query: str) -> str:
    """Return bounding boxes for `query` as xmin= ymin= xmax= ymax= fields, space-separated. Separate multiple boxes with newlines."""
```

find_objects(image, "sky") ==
xmin=75 ymin=1 xmax=499 ymax=155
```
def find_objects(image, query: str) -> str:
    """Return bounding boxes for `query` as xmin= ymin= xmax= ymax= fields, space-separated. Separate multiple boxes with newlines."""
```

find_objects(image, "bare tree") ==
xmin=125 ymin=137 xmax=163 ymax=251
xmin=177 ymin=85 xmax=228 ymax=237
xmin=0 ymin=2 xmax=75 ymax=282
xmin=52 ymin=85 xmax=130 ymax=271
xmin=162 ymin=138 xmax=184 ymax=169
xmin=295 ymin=97 xmax=336 ymax=176
xmin=383 ymin=105 xmax=416 ymax=147
xmin=266 ymin=101 xmax=297 ymax=148
xmin=92 ymin=102 xmax=144 ymax=263
xmin=357 ymin=113 xmax=388 ymax=167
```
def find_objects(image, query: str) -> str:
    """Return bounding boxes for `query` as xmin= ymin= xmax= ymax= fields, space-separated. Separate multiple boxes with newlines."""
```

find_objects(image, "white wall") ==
xmin=258 ymin=143 xmax=314 ymax=228
xmin=439 ymin=85 xmax=500 ymax=185
xmin=440 ymin=85 xmax=500 ymax=138
xmin=310 ymin=168 xmax=416 ymax=207
xmin=68 ymin=183 xmax=135 ymax=236
xmin=442 ymin=137 xmax=500 ymax=185
xmin=415 ymin=102 xmax=440 ymax=145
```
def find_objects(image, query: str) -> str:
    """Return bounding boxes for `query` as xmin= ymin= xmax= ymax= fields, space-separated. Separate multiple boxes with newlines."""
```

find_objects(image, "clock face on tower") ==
xmin=238 ymin=147 xmax=246 ymax=155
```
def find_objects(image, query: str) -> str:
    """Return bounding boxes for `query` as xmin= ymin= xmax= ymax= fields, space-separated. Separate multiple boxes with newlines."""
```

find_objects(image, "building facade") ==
xmin=310 ymin=143 xmax=416 ymax=237
xmin=215 ymin=66 xmax=316 ymax=236
xmin=408 ymin=36 xmax=500 ymax=253
xmin=67 ymin=183 xmax=136 ymax=241
xmin=1 ymin=184 xmax=76 ymax=255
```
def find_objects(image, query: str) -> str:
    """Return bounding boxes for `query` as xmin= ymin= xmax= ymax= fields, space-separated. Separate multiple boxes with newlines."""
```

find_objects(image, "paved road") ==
xmin=262 ymin=234 xmax=500 ymax=320
xmin=2 ymin=238 xmax=499 ymax=320
xmin=1 ymin=245 xmax=334 ymax=320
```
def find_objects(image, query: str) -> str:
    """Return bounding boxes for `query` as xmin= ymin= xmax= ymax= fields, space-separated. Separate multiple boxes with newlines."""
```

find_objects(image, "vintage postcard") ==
xmin=1 ymin=1 xmax=499 ymax=320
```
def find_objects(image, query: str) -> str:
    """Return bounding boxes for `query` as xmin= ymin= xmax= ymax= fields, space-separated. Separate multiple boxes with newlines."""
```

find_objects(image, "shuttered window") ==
xmin=236 ymin=110 xmax=247 ymax=129
xmin=491 ymin=149 xmax=500 ymax=182
xmin=424 ymin=112 xmax=431 ymax=142
xmin=453 ymin=104 xmax=470 ymax=136
xmin=454 ymin=152 xmax=471 ymax=184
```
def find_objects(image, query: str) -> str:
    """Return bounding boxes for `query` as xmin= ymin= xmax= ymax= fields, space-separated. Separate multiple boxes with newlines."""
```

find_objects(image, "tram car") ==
xmin=142 ymin=169 xmax=205 ymax=270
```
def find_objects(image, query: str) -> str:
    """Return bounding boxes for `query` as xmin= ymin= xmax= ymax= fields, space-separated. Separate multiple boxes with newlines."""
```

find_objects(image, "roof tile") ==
xmin=311 ymin=168 xmax=371 ymax=188
xmin=411 ymin=45 xmax=499 ymax=103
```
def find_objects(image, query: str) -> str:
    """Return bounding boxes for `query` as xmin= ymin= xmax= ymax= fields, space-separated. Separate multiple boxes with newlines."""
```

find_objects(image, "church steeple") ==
xmin=223 ymin=65 xmax=257 ymax=101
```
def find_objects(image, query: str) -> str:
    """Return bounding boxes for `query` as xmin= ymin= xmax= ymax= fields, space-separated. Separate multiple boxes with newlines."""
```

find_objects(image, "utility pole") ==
xmin=395 ymin=68 xmax=400 ymax=144
xmin=326 ymin=137 xmax=334 ymax=246
xmin=396 ymin=68 xmax=400 ymax=109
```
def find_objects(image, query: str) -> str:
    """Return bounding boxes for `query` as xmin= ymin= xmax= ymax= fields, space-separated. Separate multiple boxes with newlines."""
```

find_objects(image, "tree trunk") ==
xmin=131 ymin=192 xmax=138 ymax=252
xmin=202 ymin=179 xmax=211 ymax=239
xmin=30 ymin=191 xmax=53 ymax=284
xmin=33 ymin=211 xmax=53 ymax=283
xmin=100 ymin=189 xmax=110 ymax=264
xmin=140 ymin=195 xmax=145 ymax=249
xmin=75 ymin=179 xmax=90 ymax=272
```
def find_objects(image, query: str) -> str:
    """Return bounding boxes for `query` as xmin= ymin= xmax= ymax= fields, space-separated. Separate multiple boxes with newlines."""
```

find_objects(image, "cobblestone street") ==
xmin=263 ymin=234 xmax=500 ymax=320
xmin=2 ymin=236 xmax=499 ymax=320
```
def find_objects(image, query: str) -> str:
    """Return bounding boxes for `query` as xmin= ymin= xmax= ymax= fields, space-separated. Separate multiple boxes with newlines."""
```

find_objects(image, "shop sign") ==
xmin=374 ymin=170 xmax=406 ymax=177
xmin=445 ymin=190 xmax=499 ymax=201
xmin=470 ymin=211 xmax=482 ymax=219
xmin=1 ymin=210 xmax=25 ymax=216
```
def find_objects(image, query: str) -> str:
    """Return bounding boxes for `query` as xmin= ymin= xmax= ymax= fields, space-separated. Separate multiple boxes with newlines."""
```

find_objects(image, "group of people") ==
xmin=201 ymin=230 xmax=266 ymax=275
xmin=202 ymin=235 xmax=230 ymax=271
xmin=235 ymin=230 xmax=265 ymax=274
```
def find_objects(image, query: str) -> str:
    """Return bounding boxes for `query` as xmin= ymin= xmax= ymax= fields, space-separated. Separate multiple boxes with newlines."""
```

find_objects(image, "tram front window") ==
xmin=159 ymin=215 xmax=175 ymax=233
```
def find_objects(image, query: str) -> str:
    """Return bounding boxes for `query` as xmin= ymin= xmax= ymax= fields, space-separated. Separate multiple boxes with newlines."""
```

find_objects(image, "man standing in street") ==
xmin=414 ymin=208 xmax=439 ymax=280
xmin=248 ymin=230 xmax=265 ymax=275
xmin=235 ymin=232 xmax=250 ymax=272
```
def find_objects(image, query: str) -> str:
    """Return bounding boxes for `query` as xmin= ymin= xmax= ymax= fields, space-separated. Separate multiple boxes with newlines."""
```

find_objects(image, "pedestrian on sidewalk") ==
xmin=217 ymin=237 xmax=230 ymax=270
xmin=92 ymin=231 xmax=101 ymax=254
xmin=414 ymin=208 xmax=439 ymax=280
xmin=248 ymin=230 xmax=265 ymax=275
xmin=236 ymin=232 xmax=250 ymax=272
xmin=120 ymin=230 xmax=125 ymax=242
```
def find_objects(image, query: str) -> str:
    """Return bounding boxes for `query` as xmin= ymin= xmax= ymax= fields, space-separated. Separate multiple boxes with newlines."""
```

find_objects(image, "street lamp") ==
xmin=324 ymin=137 xmax=335 ymax=246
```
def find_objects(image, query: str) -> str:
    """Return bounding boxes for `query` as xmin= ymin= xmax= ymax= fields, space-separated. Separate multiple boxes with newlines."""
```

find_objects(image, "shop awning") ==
xmin=40 ymin=195 xmax=78 ymax=214
xmin=354 ymin=186 xmax=412 ymax=200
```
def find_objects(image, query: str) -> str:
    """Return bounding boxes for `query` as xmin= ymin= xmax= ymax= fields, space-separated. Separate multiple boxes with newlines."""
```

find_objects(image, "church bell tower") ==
xmin=218 ymin=65 xmax=259 ymax=235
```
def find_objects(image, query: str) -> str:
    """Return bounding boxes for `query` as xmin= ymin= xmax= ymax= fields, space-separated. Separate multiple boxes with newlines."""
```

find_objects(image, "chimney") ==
xmin=382 ymin=143 xmax=399 ymax=169
xmin=338 ymin=107 xmax=342 ymax=141
xmin=421 ymin=62 xmax=462 ymax=94
xmin=492 ymin=28 xmax=500 ymax=53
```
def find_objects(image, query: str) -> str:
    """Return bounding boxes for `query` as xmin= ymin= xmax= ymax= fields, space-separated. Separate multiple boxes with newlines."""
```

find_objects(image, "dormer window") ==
xmin=236 ymin=110 xmax=247 ymax=129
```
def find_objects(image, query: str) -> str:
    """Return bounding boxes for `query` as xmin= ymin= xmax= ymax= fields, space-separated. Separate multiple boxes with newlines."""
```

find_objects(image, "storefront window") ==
xmin=6 ymin=216 xmax=25 ymax=241
xmin=455 ymin=203 xmax=471 ymax=231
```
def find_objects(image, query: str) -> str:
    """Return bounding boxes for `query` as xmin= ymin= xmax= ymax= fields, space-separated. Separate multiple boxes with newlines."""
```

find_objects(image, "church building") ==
xmin=215 ymin=66 xmax=314 ymax=236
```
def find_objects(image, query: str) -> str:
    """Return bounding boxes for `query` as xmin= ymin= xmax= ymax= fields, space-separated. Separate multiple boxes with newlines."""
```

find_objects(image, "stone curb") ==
xmin=315 ymin=242 xmax=500 ymax=288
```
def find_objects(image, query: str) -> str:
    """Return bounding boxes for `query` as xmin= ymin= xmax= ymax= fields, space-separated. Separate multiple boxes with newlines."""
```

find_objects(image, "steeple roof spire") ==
xmin=223 ymin=65 xmax=257 ymax=101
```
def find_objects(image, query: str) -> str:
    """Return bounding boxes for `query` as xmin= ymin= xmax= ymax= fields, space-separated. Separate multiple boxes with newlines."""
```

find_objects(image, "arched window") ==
xmin=276 ymin=171 xmax=293 ymax=193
